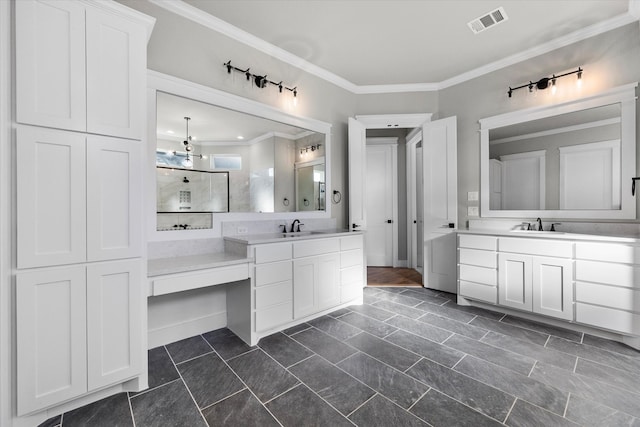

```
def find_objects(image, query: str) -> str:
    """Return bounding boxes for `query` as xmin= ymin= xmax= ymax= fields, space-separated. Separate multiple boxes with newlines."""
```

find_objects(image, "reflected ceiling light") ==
xmin=167 ymin=130 xmax=174 ymax=134
xmin=182 ymin=117 xmax=193 ymax=167
xmin=237 ymin=135 xmax=244 ymax=140
xmin=507 ymin=67 xmax=583 ymax=98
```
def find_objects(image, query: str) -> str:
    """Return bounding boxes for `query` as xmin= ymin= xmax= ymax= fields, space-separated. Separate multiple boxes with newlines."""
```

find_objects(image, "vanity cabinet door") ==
xmin=17 ymin=126 xmax=87 ymax=268
xmin=87 ymin=260 xmax=143 ymax=390
xmin=86 ymin=136 xmax=142 ymax=261
xmin=532 ymin=257 xmax=573 ymax=320
xmin=293 ymin=257 xmax=317 ymax=319
xmin=317 ymin=253 xmax=341 ymax=310
xmin=86 ymin=7 xmax=146 ymax=139
xmin=15 ymin=0 xmax=87 ymax=132
xmin=498 ymin=253 xmax=533 ymax=311
xmin=16 ymin=267 xmax=88 ymax=416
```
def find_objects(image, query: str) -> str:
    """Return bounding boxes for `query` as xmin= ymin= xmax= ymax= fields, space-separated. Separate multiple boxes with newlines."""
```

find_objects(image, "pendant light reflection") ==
xmin=182 ymin=116 xmax=194 ymax=168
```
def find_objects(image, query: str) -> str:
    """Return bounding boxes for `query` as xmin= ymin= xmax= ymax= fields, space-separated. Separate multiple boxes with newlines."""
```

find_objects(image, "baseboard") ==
xmin=147 ymin=311 xmax=227 ymax=348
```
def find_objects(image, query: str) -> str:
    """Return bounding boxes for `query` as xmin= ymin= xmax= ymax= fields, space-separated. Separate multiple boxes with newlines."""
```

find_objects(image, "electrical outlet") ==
xmin=236 ymin=226 xmax=248 ymax=234
xmin=467 ymin=206 xmax=479 ymax=217
xmin=467 ymin=191 xmax=479 ymax=201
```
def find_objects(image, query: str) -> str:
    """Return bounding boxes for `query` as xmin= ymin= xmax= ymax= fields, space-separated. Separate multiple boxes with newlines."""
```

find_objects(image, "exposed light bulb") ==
xmin=551 ymin=78 xmax=557 ymax=95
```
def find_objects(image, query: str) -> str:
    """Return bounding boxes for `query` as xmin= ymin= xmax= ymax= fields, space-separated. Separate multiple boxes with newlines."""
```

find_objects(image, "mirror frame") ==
xmin=480 ymin=82 xmax=637 ymax=220
xmin=146 ymin=70 xmax=332 ymax=241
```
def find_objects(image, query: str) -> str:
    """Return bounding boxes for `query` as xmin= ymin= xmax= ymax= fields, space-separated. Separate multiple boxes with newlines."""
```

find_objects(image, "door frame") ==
xmin=405 ymin=127 xmax=422 ymax=271
xmin=366 ymin=138 xmax=398 ymax=267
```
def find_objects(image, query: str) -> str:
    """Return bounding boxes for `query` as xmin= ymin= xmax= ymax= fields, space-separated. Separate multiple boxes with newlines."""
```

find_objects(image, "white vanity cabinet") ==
xmin=498 ymin=237 xmax=574 ymax=320
xmin=253 ymin=243 xmax=294 ymax=332
xmin=574 ymin=242 xmax=640 ymax=335
xmin=16 ymin=259 xmax=143 ymax=415
xmin=17 ymin=127 xmax=142 ymax=268
xmin=458 ymin=234 xmax=498 ymax=304
xmin=15 ymin=0 xmax=147 ymax=139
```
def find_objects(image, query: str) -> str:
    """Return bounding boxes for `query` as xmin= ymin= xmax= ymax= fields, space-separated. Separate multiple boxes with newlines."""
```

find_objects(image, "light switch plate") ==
xmin=467 ymin=206 xmax=479 ymax=217
xmin=467 ymin=191 xmax=479 ymax=201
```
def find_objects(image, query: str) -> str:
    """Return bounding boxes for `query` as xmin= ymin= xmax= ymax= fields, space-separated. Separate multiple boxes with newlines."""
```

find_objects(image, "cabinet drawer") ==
xmin=576 ymin=282 xmax=640 ymax=313
xmin=341 ymin=249 xmax=363 ymax=268
xmin=499 ymin=237 xmax=572 ymax=258
xmin=254 ymin=243 xmax=292 ymax=264
xmin=458 ymin=264 xmax=497 ymax=286
xmin=576 ymin=303 xmax=640 ymax=335
xmin=340 ymin=235 xmax=363 ymax=251
xmin=459 ymin=248 xmax=497 ymax=268
xmin=152 ymin=264 xmax=249 ymax=296
xmin=255 ymin=280 xmax=292 ymax=309
xmin=576 ymin=242 xmax=640 ymax=264
xmin=575 ymin=260 xmax=639 ymax=289
xmin=293 ymin=238 xmax=339 ymax=258
xmin=458 ymin=234 xmax=497 ymax=251
xmin=255 ymin=261 xmax=292 ymax=287
xmin=341 ymin=265 xmax=363 ymax=285
xmin=255 ymin=301 xmax=293 ymax=332
xmin=459 ymin=280 xmax=497 ymax=304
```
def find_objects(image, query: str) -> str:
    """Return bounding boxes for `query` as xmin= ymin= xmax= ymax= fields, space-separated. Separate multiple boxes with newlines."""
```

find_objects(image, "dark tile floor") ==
xmin=41 ymin=286 xmax=640 ymax=427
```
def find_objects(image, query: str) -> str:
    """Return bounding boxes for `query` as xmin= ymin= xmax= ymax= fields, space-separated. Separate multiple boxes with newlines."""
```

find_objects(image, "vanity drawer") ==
xmin=458 ymin=234 xmax=497 ymax=251
xmin=575 ymin=260 xmax=639 ymax=289
xmin=576 ymin=303 xmax=640 ymax=335
xmin=341 ymin=235 xmax=363 ymax=251
xmin=255 ymin=280 xmax=292 ymax=309
xmin=498 ymin=237 xmax=573 ymax=258
xmin=458 ymin=264 xmax=496 ymax=286
xmin=341 ymin=249 xmax=363 ymax=268
xmin=151 ymin=263 xmax=249 ymax=296
xmin=576 ymin=242 xmax=640 ymax=264
xmin=341 ymin=265 xmax=363 ymax=285
xmin=255 ymin=301 xmax=293 ymax=332
xmin=255 ymin=261 xmax=292 ymax=287
xmin=459 ymin=248 xmax=497 ymax=268
xmin=293 ymin=238 xmax=339 ymax=258
xmin=254 ymin=243 xmax=292 ymax=264
xmin=576 ymin=281 xmax=640 ymax=312
xmin=459 ymin=280 xmax=497 ymax=304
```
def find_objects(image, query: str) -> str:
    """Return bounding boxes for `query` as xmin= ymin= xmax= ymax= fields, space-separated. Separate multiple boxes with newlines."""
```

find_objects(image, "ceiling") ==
xmin=166 ymin=0 xmax=636 ymax=92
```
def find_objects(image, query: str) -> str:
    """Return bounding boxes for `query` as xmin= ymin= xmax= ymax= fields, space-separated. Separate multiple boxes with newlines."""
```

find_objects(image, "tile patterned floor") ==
xmin=41 ymin=286 xmax=640 ymax=427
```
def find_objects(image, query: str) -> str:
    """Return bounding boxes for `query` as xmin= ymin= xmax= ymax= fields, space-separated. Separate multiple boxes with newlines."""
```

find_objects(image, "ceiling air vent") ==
xmin=467 ymin=7 xmax=508 ymax=34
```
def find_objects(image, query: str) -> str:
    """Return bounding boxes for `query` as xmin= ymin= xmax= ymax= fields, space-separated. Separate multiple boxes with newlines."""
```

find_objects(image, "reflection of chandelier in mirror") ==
xmin=182 ymin=116 xmax=194 ymax=167
xmin=300 ymin=144 xmax=321 ymax=155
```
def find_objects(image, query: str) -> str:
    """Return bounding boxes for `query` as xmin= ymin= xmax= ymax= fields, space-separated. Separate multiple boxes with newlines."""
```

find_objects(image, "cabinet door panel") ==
xmin=498 ymin=253 xmax=532 ymax=311
xmin=86 ymin=8 xmax=145 ymax=139
xmin=16 ymin=267 xmax=87 ymax=415
xmin=17 ymin=127 xmax=86 ymax=268
xmin=16 ymin=0 xmax=86 ymax=131
xmin=293 ymin=258 xmax=316 ymax=318
xmin=87 ymin=260 xmax=143 ymax=390
xmin=87 ymin=137 xmax=142 ymax=261
xmin=318 ymin=253 xmax=340 ymax=310
xmin=532 ymin=257 xmax=573 ymax=320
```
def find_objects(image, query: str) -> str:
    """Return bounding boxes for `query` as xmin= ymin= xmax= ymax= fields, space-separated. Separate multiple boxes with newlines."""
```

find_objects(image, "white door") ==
xmin=365 ymin=144 xmax=394 ymax=266
xmin=348 ymin=117 xmax=366 ymax=232
xmin=423 ymin=117 xmax=458 ymax=292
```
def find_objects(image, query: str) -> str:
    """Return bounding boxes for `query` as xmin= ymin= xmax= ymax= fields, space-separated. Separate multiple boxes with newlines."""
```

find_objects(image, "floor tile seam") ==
xmin=344 ymin=392 xmax=379 ymax=419
xmin=354 ymin=303 xmax=399 ymax=322
xmin=416 ymin=311 xmax=490 ymax=338
xmin=128 ymin=377 xmax=183 ymax=400
xmin=500 ymin=317 xmax=578 ymax=343
xmin=370 ymin=300 xmax=425 ymax=317
xmin=214 ymin=347 xmax=284 ymax=426
xmin=382 ymin=315 xmax=453 ymax=344
xmin=170 ymin=360 xmax=212 ymax=426
xmin=510 ymin=396 xmax=576 ymax=424
xmin=414 ymin=303 xmax=479 ymax=323
xmin=345 ymin=332 xmax=430 ymax=374
xmin=563 ymin=392 xmax=571 ymax=418
xmin=126 ymin=389 xmax=137 ymax=427
xmin=382 ymin=331 xmax=466 ymax=367
xmin=406 ymin=387 xmax=431 ymax=412
xmin=336 ymin=310 xmax=400 ymax=335
xmin=223 ymin=346 xmax=260 ymax=363
xmin=502 ymin=397 xmax=518 ymax=424
xmin=471 ymin=320 xmax=549 ymax=346
xmin=198 ymin=386 xmax=248 ymax=412
xmin=310 ymin=314 xmax=369 ymax=341
xmin=552 ymin=361 xmax=640 ymax=399
xmin=450 ymin=357 xmax=570 ymax=418
xmin=574 ymin=357 xmax=640 ymax=392
xmin=527 ymin=361 xmax=538 ymax=378
xmin=480 ymin=331 xmax=576 ymax=364
xmin=173 ymin=349 xmax=216 ymax=366
xmin=403 ymin=357 xmax=425 ymax=374
xmin=283 ymin=353 xmax=315 ymax=369
xmin=285 ymin=324 xmax=312 ymax=337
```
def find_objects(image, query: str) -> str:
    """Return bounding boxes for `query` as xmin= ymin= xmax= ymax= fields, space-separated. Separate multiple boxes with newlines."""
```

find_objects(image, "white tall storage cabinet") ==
xmin=13 ymin=0 xmax=153 ymax=419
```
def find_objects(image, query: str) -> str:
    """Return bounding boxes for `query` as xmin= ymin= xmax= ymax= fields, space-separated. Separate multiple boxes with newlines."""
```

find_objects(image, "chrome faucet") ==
xmin=536 ymin=217 xmax=543 ymax=231
xmin=290 ymin=219 xmax=301 ymax=233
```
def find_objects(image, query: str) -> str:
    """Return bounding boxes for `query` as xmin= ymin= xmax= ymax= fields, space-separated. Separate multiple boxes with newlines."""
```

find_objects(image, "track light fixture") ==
xmin=224 ymin=60 xmax=299 ymax=102
xmin=508 ymin=67 xmax=583 ymax=98
xmin=299 ymin=143 xmax=321 ymax=155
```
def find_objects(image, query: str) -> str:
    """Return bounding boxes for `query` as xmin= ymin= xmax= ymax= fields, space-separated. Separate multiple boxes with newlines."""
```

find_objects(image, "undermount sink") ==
xmin=510 ymin=230 xmax=565 ymax=235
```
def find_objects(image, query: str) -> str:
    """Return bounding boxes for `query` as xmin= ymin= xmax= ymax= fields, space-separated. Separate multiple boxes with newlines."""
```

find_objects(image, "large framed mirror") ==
xmin=480 ymin=83 xmax=637 ymax=219
xmin=147 ymin=71 xmax=332 ymax=238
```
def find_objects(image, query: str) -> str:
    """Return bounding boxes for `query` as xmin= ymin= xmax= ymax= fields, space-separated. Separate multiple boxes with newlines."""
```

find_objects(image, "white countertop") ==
xmin=458 ymin=228 xmax=640 ymax=244
xmin=224 ymin=229 xmax=361 ymax=245
xmin=148 ymin=252 xmax=252 ymax=277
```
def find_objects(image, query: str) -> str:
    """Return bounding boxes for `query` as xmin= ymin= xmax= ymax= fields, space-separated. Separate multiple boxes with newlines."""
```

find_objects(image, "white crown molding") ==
xmin=150 ymin=0 xmax=639 ymax=94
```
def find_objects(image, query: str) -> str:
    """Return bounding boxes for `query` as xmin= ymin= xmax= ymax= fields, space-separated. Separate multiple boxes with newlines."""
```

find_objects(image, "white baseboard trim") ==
xmin=394 ymin=260 xmax=408 ymax=268
xmin=148 ymin=311 xmax=227 ymax=348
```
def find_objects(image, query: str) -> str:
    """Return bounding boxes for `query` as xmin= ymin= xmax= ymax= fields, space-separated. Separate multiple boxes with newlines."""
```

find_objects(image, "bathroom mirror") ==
xmin=480 ymin=83 xmax=637 ymax=219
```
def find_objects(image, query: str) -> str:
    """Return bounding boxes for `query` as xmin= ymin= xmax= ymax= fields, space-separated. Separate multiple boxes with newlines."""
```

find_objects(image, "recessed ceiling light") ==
xmin=167 ymin=130 xmax=174 ymax=134
xmin=237 ymin=135 xmax=244 ymax=140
